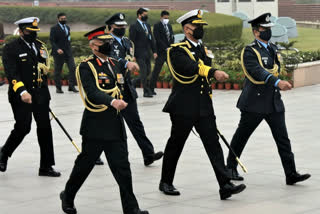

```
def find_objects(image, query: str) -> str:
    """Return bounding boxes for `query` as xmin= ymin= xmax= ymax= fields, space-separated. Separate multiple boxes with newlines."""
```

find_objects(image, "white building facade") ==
xmin=215 ymin=0 xmax=279 ymax=19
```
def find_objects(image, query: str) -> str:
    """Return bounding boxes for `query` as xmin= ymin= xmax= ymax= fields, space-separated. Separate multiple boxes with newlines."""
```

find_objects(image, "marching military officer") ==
xmin=60 ymin=27 xmax=149 ymax=214
xmin=226 ymin=13 xmax=311 ymax=185
xmin=159 ymin=10 xmax=246 ymax=200
xmin=105 ymin=13 xmax=163 ymax=166
xmin=0 ymin=17 xmax=60 ymax=177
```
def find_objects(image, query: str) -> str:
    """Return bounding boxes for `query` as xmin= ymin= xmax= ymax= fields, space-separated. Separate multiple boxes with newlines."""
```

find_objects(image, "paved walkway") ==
xmin=0 ymin=85 xmax=319 ymax=214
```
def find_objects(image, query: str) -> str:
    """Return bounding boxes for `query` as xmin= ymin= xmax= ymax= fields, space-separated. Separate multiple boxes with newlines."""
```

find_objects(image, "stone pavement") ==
xmin=0 ymin=84 xmax=319 ymax=214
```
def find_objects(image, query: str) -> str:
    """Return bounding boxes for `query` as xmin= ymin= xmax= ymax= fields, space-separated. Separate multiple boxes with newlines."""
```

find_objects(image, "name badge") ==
xmin=262 ymin=57 xmax=268 ymax=64
xmin=19 ymin=53 xmax=27 ymax=57
xmin=117 ymin=73 xmax=124 ymax=84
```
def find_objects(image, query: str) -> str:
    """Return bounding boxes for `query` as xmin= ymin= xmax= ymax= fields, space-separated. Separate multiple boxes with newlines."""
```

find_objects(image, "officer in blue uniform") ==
xmin=159 ymin=10 xmax=246 ymax=200
xmin=105 ymin=13 xmax=163 ymax=166
xmin=60 ymin=27 xmax=149 ymax=214
xmin=226 ymin=13 xmax=311 ymax=185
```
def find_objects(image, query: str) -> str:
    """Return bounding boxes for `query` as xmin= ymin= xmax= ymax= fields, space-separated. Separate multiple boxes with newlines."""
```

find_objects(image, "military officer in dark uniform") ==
xmin=159 ymin=10 xmax=246 ymax=200
xmin=226 ymin=13 xmax=311 ymax=185
xmin=60 ymin=27 xmax=149 ymax=214
xmin=0 ymin=17 xmax=60 ymax=177
xmin=105 ymin=13 xmax=163 ymax=166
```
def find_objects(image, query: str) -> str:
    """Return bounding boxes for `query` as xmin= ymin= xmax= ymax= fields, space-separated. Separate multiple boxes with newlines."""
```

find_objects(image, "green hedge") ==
xmin=0 ymin=6 xmax=242 ymax=43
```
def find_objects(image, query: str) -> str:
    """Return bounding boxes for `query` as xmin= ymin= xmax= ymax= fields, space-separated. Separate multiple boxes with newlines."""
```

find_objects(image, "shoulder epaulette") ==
xmin=82 ymin=56 xmax=94 ymax=62
xmin=170 ymin=41 xmax=191 ymax=49
xmin=248 ymin=42 xmax=255 ymax=47
xmin=36 ymin=39 xmax=45 ymax=45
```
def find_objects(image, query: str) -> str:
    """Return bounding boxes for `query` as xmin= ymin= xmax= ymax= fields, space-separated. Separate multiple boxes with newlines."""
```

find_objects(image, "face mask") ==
xmin=141 ymin=15 xmax=148 ymax=22
xmin=192 ymin=26 xmax=204 ymax=40
xmin=97 ymin=42 xmax=112 ymax=55
xmin=259 ymin=28 xmax=272 ymax=41
xmin=23 ymin=31 xmax=37 ymax=43
xmin=59 ymin=20 xmax=67 ymax=25
xmin=113 ymin=28 xmax=126 ymax=37
xmin=162 ymin=19 xmax=169 ymax=25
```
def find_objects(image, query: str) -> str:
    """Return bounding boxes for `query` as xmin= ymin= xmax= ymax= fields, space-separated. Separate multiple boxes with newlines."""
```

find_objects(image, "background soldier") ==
xmin=0 ymin=17 xmax=60 ymax=177
xmin=50 ymin=12 xmax=78 ymax=94
xmin=226 ymin=13 xmax=311 ymax=185
xmin=129 ymin=8 xmax=157 ymax=97
xmin=60 ymin=27 xmax=148 ymax=214
xmin=106 ymin=13 xmax=163 ymax=166
xmin=159 ymin=10 xmax=246 ymax=200
xmin=150 ymin=10 xmax=174 ymax=95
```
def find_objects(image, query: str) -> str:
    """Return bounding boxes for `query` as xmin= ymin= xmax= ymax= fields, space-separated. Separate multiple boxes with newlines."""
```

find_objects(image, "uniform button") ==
xmin=33 ymin=80 xmax=35 ymax=82
xmin=200 ymin=91 xmax=203 ymax=94
xmin=33 ymin=73 xmax=35 ymax=75
xmin=32 ymin=86 xmax=35 ymax=89
xmin=201 ymin=78 xmax=204 ymax=82
xmin=102 ymin=84 xmax=105 ymax=87
xmin=33 ymin=66 xmax=35 ymax=68
xmin=275 ymin=89 xmax=278 ymax=92
xmin=257 ymin=93 xmax=260 ymax=96
xmin=201 ymin=85 xmax=204 ymax=88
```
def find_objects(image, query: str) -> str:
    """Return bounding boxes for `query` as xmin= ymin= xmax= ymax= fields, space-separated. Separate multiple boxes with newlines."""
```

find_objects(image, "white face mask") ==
xmin=162 ymin=19 xmax=169 ymax=25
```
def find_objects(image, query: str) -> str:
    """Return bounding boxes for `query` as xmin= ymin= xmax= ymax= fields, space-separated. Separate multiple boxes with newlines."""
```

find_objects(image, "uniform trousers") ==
xmin=161 ymin=113 xmax=230 ymax=187
xmin=64 ymin=137 xmax=139 ymax=214
xmin=227 ymin=111 xmax=296 ymax=176
xmin=1 ymin=100 xmax=55 ymax=168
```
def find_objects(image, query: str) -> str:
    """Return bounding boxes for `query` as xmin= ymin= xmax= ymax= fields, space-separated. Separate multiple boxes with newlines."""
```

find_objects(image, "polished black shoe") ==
xmin=219 ymin=182 xmax=246 ymax=200
xmin=95 ymin=157 xmax=104 ymax=165
xmin=143 ymin=92 xmax=153 ymax=98
xmin=286 ymin=172 xmax=311 ymax=185
xmin=228 ymin=168 xmax=244 ymax=181
xmin=0 ymin=147 xmax=8 ymax=172
xmin=56 ymin=88 xmax=64 ymax=94
xmin=68 ymin=87 xmax=79 ymax=93
xmin=144 ymin=151 xmax=164 ymax=166
xmin=159 ymin=182 xmax=180 ymax=196
xmin=60 ymin=191 xmax=77 ymax=214
xmin=39 ymin=167 xmax=61 ymax=177
xmin=151 ymin=90 xmax=157 ymax=95
xmin=133 ymin=208 xmax=149 ymax=214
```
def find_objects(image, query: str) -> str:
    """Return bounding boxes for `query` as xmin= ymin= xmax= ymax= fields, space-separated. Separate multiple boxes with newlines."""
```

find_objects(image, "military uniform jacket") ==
xmin=2 ymin=38 xmax=50 ymax=104
xmin=78 ymin=55 xmax=127 ymax=141
xmin=237 ymin=40 xmax=285 ymax=114
xmin=163 ymin=39 xmax=216 ymax=117
xmin=109 ymin=36 xmax=138 ymax=102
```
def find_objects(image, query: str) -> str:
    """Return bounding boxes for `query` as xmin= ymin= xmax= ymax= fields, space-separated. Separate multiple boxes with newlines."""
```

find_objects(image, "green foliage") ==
xmin=0 ymin=6 xmax=242 ymax=43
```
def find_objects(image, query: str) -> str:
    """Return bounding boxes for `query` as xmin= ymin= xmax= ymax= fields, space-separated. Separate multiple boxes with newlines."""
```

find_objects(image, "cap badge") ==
xmin=266 ymin=15 xmax=270 ymax=22
xmin=32 ymin=19 xmax=38 ymax=27
xmin=119 ymin=14 xmax=124 ymax=20
xmin=197 ymin=10 xmax=202 ymax=18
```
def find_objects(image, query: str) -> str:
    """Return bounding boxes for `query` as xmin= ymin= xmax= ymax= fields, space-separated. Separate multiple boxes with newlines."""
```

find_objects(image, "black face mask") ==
xmin=192 ymin=26 xmax=204 ymax=40
xmin=113 ymin=28 xmax=126 ymax=37
xmin=141 ymin=15 xmax=148 ymax=22
xmin=59 ymin=20 xmax=67 ymax=25
xmin=97 ymin=42 xmax=112 ymax=55
xmin=23 ymin=31 xmax=37 ymax=43
xmin=259 ymin=28 xmax=272 ymax=41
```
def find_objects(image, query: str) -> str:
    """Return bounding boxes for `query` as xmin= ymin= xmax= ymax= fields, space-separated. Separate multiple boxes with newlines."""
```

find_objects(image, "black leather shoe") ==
xmin=0 ymin=147 xmax=8 ymax=172
xmin=219 ymin=182 xmax=246 ymax=200
xmin=151 ymin=90 xmax=157 ymax=95
xmin=228 ymin=168 xmax=244 ymax=181
xmin=60 ymin=191 xmax=77 ymax=214
xmin=68 ymin=87 xmax=79 ymax=93
xmin=39 ymin=167 xmax=61 ymax=177
xmin=56 ymin=88 xmax=64 ymax=94
xmin=95 ymin=157 xmax=104 ymax=165
xmin=159 ymin=182 xmax=180 ymax=196
xmin=133 ymin=208 xmax=149 ymax=214
xmin=286 ymin=172 xmax=311 ymax=185
xmin=143 ymin=92 xmax=153 ymax=98
xmin=144 ymin=151 xmax=164 ymax=166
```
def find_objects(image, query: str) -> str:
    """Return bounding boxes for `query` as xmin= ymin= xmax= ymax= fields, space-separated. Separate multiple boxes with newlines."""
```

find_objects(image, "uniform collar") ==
xmin=256 ymin=38 xmax=269 ymax=50
xmin=187 ymin=38 xmax=201 ymax=47
xmin=110 ymin=33 xmax=122 ymax=44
